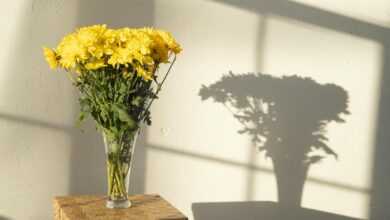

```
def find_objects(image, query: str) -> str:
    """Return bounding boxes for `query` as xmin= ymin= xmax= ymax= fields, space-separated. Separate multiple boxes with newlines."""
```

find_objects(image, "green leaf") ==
xmin=131 ymin=96 xmax=143 ymax=107
xmin=112 ymin=104 xmax=136 ymax=129
xmin=102 ymin=128 xmax=116 ymax=142
xmin=79 ymin=97 xmax=90 ymax=111
xmin=78 ymin=111 xmax=87 ymax=123
xmin=119 ymin=82 xmax=127 ymax=94
xmin=100 ymin=108 xmax=108 ymax=123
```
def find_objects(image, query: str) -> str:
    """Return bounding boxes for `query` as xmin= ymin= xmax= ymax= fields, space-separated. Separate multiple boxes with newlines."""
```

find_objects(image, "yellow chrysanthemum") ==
xmin=43 ymin=25 xmax=181 ymax=81
xmin=87 ymin=45 xmax=104 ymax=59
xmin=156 ymin=30 xmax=182 ymax=54
xmin=135 ymin=64 xmax=152 ymax=81
xmin=56 ymin=34 xmax=87 ymax=68
xmin=77 ymin=27 xmax=97 ymax=47
xmin=108 ymin=47 xmax=133 ymax=67
xmin=43 ymin=47 xmax=58 ymax=69
xmin=85 ymin=59 xmax=106 ymax=70
xmin=151 ymin=34 xmax=170 ymax=63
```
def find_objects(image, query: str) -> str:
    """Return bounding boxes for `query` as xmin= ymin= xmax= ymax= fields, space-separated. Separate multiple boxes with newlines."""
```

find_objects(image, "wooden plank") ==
xmin=53 ymin=194 xmax=188 ymax=220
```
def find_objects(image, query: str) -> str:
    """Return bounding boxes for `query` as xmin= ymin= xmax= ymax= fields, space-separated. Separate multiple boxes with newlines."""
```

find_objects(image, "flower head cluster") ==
xmin=43 ymin=25 xmax=181 ymax=80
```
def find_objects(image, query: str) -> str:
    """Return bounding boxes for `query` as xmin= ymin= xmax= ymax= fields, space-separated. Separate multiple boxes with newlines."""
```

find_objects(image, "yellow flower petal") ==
xmin=43 ymin=47 xmax=58 ymax=69
xmin=85 ymin=60 xmax=106 ymax=70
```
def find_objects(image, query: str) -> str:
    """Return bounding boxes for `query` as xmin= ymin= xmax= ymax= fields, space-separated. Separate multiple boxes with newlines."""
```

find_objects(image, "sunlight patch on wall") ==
xmin=288 ymin=0 xmax=390 ymax=28
xmin=148 ymin=0 xmax=260 ymax=163
xmin=304 ymin=181 xmax=369 ymax=218
xmin=0 ymin=1 xmax=80 ymax=219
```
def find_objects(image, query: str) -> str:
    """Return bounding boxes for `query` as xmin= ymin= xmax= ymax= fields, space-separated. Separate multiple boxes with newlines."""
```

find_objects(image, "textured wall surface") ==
xmin=146 ymin=0 xmax=390 ymax=220
xmin=0 ymin=0 xmax=390 ymax=220
xmin=0 ymin=1 xmax=153 ymax=219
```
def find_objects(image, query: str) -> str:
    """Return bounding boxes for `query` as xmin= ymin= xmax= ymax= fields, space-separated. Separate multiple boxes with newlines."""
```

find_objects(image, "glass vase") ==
xmin=102 ymin=130 xmax=138 ymax=209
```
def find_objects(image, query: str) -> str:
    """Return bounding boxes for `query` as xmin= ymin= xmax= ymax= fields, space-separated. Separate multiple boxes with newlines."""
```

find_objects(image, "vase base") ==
xmin=106 ymin=199 xmax=131 ymax=209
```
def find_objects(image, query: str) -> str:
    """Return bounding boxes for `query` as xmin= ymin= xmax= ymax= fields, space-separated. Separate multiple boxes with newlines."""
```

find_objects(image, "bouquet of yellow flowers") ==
xmin=43 ymin=24 xmax=181 ymax=208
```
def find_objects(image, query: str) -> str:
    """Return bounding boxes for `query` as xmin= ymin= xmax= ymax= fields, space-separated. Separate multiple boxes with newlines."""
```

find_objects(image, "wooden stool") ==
xmin=54 ymin=194 xmax=188 ymax=220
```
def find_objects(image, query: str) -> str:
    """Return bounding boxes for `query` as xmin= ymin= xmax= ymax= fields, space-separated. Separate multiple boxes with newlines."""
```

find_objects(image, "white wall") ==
xmin=0 ymin=1 xmax=78 ymax=219
xmin=0 ymin=0 xmax=389 ymax=219
xmin=0 ymin=0 xmax=153 ymax=219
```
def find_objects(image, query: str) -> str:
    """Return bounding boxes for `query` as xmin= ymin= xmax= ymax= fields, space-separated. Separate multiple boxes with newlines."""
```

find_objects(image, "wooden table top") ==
xmin=54 ymin=194 xmax=188 ymax=220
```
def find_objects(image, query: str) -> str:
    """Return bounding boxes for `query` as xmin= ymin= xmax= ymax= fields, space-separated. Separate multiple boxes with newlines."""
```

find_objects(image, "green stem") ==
xmin=107 ymin=162 xmax=113 ymax=195
xmin=118 ymin=161 xmax=127 ymax=195
xmin=140 ymin=55 xmax=176 ymax=121
xmin=107 ymin=157 xmax=128 ymax=200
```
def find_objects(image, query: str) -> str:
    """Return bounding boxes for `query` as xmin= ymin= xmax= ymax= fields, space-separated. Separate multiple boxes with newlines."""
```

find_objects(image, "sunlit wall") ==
xmin=0 ymin=0 xmax=389 ymax=219
xmin=0 ymin=0 xmax=153 ymax=219
xmin=145 ymin=0 xmax=389 ymax=219
xmin=0 ymin=1 xmax=78 ymax=219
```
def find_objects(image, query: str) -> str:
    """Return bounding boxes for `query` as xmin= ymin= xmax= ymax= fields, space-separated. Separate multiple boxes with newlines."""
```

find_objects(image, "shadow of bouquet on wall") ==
xmin=195 ymin=72 xmax=354 ymax=219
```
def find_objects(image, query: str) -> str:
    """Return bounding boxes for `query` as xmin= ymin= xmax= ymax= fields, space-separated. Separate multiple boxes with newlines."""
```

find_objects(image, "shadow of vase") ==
xmin=273 ymin=156 xmax=309 ymax=206
xmin=199 ymin=72 xmax=349 ymax=207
